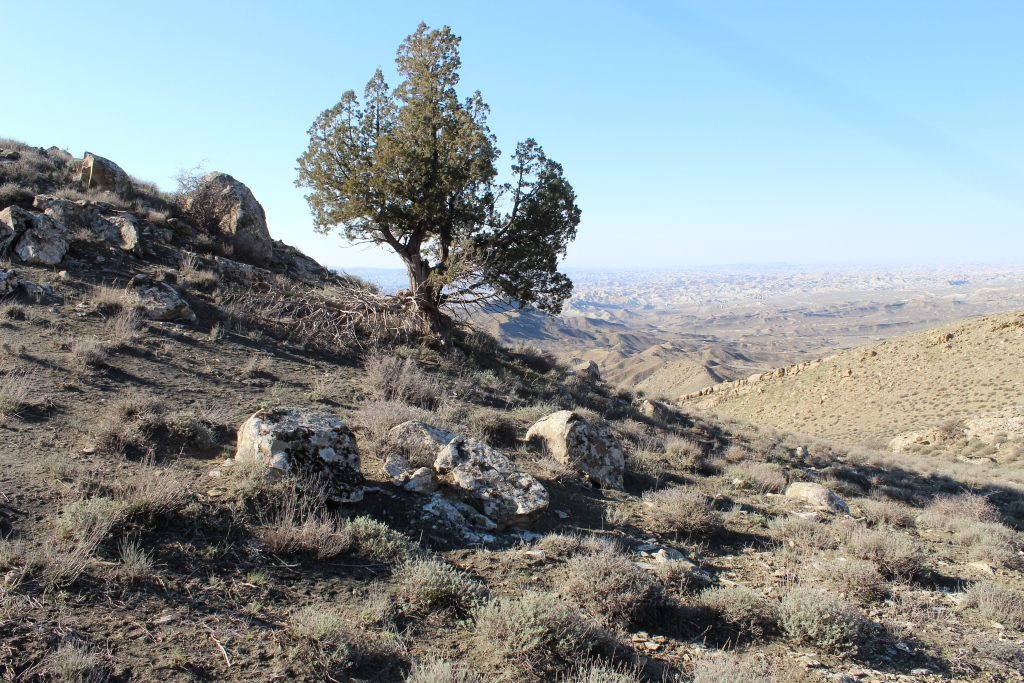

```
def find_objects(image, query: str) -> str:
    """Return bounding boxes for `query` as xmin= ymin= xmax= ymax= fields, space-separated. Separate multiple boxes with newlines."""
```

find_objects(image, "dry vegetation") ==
xmin=2 ymin=137 xmax=1024 ymax=682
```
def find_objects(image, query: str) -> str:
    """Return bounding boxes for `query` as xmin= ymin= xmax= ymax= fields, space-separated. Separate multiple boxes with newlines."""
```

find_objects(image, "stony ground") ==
xmin=2 ymin=139 xmax=1024 ymax=683
xmin=3 ymin=253 xmax=1024 ymax=682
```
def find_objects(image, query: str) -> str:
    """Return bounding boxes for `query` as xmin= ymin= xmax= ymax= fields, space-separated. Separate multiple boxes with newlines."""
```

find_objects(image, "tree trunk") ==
xmin=405 ymin=258 xmax=451 ymax=343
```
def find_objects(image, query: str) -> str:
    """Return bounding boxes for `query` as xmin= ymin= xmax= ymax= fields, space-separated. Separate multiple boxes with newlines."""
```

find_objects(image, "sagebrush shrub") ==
xmin=471 ymin=592 xmax=599 ymax=671
xmin=767 ymin=515 xmax=836 ymax=551
xmin=699 ymin=586 xmax=778 ymax=638
xmin=918 ymin=492 xmax=999 ymax=530
xmin=847 ymin=528 xmax=923 ymax=579
xmin=779 ymin=585 xmax=863 ymax=653
xmin=808 ymin=558 xmax=886 ymax=605
xmin=395 ymin=557 xmax=486 ymax=614
xmin=642 ymin=486 xmax=718 ymax=535
xmin=560 ymin=546 xmax=666 ymax=625
xmin=565 ymin=661 xmax=644 ymax=683
xmin=962 ymin=582 xmax=1024 ymax=628
xmin=365 ymin=353 xmax=443 ymax=408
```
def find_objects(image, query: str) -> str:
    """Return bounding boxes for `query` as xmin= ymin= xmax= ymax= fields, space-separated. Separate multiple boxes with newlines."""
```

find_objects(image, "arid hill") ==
xmin=3 ymin=138 xmax=1024 ymax=683
xmin=680 ymin=310 xmax=1024 ymax=454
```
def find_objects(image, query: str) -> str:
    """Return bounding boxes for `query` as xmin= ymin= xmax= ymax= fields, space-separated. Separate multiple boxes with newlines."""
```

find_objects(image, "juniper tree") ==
xmin=297 ymin=23 xmax=580 ymax=338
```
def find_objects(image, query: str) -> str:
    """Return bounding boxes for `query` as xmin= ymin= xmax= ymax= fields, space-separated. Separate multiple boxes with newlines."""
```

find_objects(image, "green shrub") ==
xmin=287 ymin=605 xmax=354 ymax=678
xmin=346 ymin=516 xmax=419 ymax=563
xmin=779 ymin=585 xmax=863 ymax=653
xmin=692 ymin=655 xmax=774 ymax=683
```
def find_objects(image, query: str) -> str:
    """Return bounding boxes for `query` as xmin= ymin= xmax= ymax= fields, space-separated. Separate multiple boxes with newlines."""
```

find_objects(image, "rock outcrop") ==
xmin=0 ymin=205 xmax=68 ymax=265
xmin=434 ymin=437 xmax=549 ymax=528
xmin=0 ymin=268 xmax=18 ymax=296
xmin=190 ymin=172 xmax=273 ymax=267
xmin=526 ymin=410 xmax=625 ymax=489
xmin=569 ymin=358 xmax=600 ymax=381
xmin=80 ymin=152 xmax=133 ymax=196
xmin=784 ymin=482 xmax=849 ymax=514
xmin=388 ymin=421 xmax=457 ymax=467
xmin=128 ymin=274 xmax=194 ymax=322
xmin=235 ymin=407 xmax=364 ymax=502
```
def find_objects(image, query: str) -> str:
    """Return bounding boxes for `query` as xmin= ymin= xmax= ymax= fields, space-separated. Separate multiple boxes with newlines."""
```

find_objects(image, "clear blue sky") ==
xmin=2 ymin=1 xmax=1021 ymax=270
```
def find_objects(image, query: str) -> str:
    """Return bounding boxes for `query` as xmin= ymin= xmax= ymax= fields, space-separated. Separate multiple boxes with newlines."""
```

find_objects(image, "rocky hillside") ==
xmin=679 ymin=310 xmax=1024 ymax=456
xmin=3 ymin=137 xmax=1024 ymax=683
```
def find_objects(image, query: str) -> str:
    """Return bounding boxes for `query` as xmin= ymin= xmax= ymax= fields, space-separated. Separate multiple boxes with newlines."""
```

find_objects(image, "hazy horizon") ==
xmin=2 ymin=1 xmax=1022 ymax=272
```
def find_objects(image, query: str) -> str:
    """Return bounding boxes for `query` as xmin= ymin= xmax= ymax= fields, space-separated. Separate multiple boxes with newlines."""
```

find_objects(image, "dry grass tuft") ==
xmin=70 ymin=337 xmax=107 ymax=370
xmin=116 ymin=465 xmax=189 ymax=522
xmin=310 ymin=370 xmax=340 ymax=402
xmin=255 ymin=485 xmax=354 ymax=560
xmin=642 ymin=485 xmax=719 ymax=535
xmin=365 ymin=353 xmax=443 ymax=408
xmin=564 ymin=661 xmax=644 ymax=683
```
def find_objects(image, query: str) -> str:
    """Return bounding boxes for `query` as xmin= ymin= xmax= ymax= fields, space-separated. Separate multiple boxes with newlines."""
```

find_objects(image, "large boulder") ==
xmin=569 ymin=358 xmax=600 ymax=381
xmin=98 ymin=214 xmax=142 ymax=255
xmin=271 ymin=240 xmax=331 ymax=285
xmin=525 ymin=410 xmax=625 ymax=490
xmin=784 ymin=482 xmax=849 ymax=514
xmin=0 ymin=206 xmax=68 ymax=265
xmin=434 ymin=436 xmax=549 ymax=528
xmin=128 ymin=274 xmax=194 ymax=322
xmin=80 ymin=152 xmax=133 ymax=197
xmin=33 ymin=194 xmax=94 ymax=230
xmin=189 ymin=172 xmax=273 ymax=267
xmin=236 ymin=407 xmax=364 ymax=503
xmin=388 ymin=421 xmax=457 ymax=467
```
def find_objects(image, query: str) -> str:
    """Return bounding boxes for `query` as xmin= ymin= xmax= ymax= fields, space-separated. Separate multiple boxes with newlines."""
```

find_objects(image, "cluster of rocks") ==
xmin=0 ymin=268 xmax=54 ymax=299
xmin=231 ymin=407 xmax=631 ymax=537
xmin=678 ymin=359 xmax=823 ymax=403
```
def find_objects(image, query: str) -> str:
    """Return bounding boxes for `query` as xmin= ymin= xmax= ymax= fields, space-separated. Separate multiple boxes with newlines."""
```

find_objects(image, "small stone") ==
xmin=206 ymin=488 xmax=227 ymax=497
xmin=911 ymin=669 xmax=931 ymax=676
xmin=80 ymin=446 xmax=96 ymax=455
xmin=208 ymin=470 xmax=222 ymax=478
xmin=643 ymin=641 xmax=660 ymax=652
xmin=555 ymin=510 xmax=569 ymax=519
xmin=732 ymin=477 xmax=751 ymax=489
xmin=653 ymin=548 xmax=684 ymax=563
xmin=631 ymin=632 xmax=650 ymax=642
xmin=969 ymin=561 xmax=996 ymax=575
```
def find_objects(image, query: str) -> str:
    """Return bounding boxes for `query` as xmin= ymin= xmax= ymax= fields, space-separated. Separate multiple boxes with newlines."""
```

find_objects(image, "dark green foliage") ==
xmin=296 ymin=24 xmax=580 ymax=336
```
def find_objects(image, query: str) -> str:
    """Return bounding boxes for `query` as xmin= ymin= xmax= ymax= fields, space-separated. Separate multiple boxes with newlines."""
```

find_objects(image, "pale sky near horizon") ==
xmin=1 ymin=1 xmax=1022 ymax=271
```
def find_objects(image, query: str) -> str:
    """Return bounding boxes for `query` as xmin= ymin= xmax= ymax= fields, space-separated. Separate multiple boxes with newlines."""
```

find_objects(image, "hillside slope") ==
xmin=681 ymin=310 xmax=1024 ymax=449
